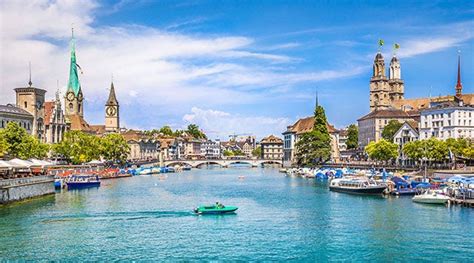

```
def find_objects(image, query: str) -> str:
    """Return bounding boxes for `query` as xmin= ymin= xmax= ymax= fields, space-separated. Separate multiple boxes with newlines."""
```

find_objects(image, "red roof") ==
xmin=43 ymin=101 xmax=55 ymax=125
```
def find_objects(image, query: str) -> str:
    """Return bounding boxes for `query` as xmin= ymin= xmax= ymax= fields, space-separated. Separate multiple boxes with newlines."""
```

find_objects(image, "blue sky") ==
xmin=1 ymin=0 xmax=473 ymax=139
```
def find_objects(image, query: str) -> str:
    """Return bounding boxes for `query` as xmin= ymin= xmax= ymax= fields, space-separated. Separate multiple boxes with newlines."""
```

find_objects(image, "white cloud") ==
xmin=182 ymin=107 xmax=289 ymax=139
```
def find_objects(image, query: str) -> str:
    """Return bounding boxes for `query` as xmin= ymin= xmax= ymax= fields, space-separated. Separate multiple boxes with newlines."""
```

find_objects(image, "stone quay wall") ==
xmin=0 ymin=175 xmax=55 ymax=204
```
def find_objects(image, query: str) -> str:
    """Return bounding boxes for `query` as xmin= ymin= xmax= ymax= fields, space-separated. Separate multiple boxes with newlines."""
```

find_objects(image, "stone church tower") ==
xmin=388 ymin=55 xmax=404 ymax=102
xmin=105 ymin=81 xmax=120 ymax=132
xmin=64 ymin=29 xmax=84 ymax=117
xmin=369 ymin=52 xmax=391 ymax=111
xmin=369 ymin=52 xmax=405 ymax=111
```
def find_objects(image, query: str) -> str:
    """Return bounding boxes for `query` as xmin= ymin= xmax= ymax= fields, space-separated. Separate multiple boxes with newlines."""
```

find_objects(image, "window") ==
xmin=69 ymin=103 xmax=73 ymax=110
xmin=24 ymin=101 xmax=27 ymax=108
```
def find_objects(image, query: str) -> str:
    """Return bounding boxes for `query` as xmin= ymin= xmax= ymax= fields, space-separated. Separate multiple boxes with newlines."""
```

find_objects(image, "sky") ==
xmin=0 ymin=0 xmax=473 ymax=140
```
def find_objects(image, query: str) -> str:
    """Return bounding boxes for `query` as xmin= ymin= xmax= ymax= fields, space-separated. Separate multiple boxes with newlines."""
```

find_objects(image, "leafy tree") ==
xmin=381 ymin=120 xmax=403 ymax=141
xmin=365 ymin=139 xmax=398 ymax=163
xmin=233 ymin=149 xmax=245 ymax=156
xmin=159 ymin=126 xmax=174 ymax=136
xmin=403 ymin=138 xmax=450 ymax=166
xmin=0 ymin=122 xmax=49 ymax=159
xmin=100 ymin=133 xmax=130 ymax=164
xmin=345 ymin=124 xmax=358 ymax=149
xmin=186 ymin=124 xmax=207 ymax=139
xmin=53 ymin=131 xmax=100 ymax=164
xmin=402 ymin=140 xmax=424 ymax=161
xmin=295 ymin=105 xmax=331 ymax=166
xmin=252 ymin=146 xmax=262 ymax=157
xmin=223 ymin=150 xmax=234 ymax=157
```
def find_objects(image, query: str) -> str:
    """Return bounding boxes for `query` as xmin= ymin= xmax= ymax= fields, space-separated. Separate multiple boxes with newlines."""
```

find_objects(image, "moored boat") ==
xmin=194 ymin=203 xmax=238 ymax=214
xmin=329 ymin=178 xmax=387 ymax=195
xmin=412 ymin=190 xmax=450 ymax=204
xmin=65 ymin=174 xmax=100 ymax=189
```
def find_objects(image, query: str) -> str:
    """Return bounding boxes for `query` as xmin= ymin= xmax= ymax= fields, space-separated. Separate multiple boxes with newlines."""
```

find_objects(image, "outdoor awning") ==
xmin=9 ymin=158 xmax=34 ymax=168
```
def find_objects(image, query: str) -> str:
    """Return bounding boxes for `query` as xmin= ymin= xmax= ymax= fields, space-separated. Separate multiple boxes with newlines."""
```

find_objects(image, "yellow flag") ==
xmin=378 ymin=39 xmax=384 ymax=47
xmin=394 ymin=43 xmax=400 ymax=49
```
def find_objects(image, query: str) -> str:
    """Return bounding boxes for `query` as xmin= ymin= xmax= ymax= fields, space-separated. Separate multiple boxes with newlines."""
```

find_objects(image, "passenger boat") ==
xmin=329 ymin=178 xmax=387 ymax=195
xmin=412 ymin=190 xmax=450 ymax=204
xmin=65 ymin=174 xmax=100 ymax=189
xmin=194 ymin=204 xmax=238 ymax=214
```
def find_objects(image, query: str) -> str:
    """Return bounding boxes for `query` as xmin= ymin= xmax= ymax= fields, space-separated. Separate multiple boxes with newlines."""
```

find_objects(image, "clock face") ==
xmin=77 ymin=92 xmax=83 ymax=102
xmin=106 ymin=106 xmax=116 ymax=116
xmin=66 ymin=92 xmax=75 ymax=101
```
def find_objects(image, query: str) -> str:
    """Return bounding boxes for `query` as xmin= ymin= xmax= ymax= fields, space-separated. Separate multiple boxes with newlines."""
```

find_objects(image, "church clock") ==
xmin=106 ymin=106 xmax=116 ymax=116
xmin=66 ymin=91 xmax=75 ymax=101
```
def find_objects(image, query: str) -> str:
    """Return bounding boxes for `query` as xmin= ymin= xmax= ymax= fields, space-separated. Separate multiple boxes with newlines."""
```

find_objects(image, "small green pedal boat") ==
xmin=194 ymin=203 xmax=238 ymax=214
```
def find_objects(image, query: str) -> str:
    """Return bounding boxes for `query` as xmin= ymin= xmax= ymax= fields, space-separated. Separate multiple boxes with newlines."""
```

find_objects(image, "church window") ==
xmin=78 ymin=104 xmax=81 ymax=112
xmin=69 ymin=103 xmax=73 ymax=110
xmin=24 ymin=101 xmax=27 ymax=108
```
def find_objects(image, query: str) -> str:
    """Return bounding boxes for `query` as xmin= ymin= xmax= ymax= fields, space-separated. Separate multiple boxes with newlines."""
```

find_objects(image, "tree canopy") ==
xmin=403 ymin=138 xmax=473 ymax=164
xmin=52 ymin=131 xmax=130 ymax=165
xmin=186 ymin=124 xmax=207 ymax=139
xmin=365 ymin=139 xmax=398 ymax=162
xmin=345 ymin=124 xmax=358 ymax=149
xmin=252 ymin=146 xmax=261 ymax=157
xmin=296 ymin=105 xmax=332 ymax=166
xmin=381 ymin=120 xmax=403 ymax=141
xmin=0 ymin=122 xmax=49 ymax=159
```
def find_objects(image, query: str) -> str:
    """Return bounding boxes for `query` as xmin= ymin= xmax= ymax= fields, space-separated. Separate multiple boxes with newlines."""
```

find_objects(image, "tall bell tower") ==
xmin=388 ymin=55 xmax=404 ymax=103
xmin=105 ymin=81 xmax=120 ymax=133
xmin=369 ymin=52 xmax=391 ymax=111
xmin=64 ymin=28 xmax=84 ymax=117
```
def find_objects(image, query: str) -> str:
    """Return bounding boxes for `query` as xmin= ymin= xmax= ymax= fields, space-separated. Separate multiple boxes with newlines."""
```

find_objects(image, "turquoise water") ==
xmin=1 ymin=167 xmax=473 ymax=261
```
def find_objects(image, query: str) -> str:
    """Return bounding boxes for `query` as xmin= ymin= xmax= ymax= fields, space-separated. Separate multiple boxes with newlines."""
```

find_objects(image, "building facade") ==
xmin=122 ymin=130 xmax=160 ymax=161
xmin=419 ymin=101 xmax=474 ymax=140
xmin=43 ymin=92 xmax=68 ymax=144
xmin=358 ymin=109 xmax=418 ymax=149
xmin=393 ymin=121 xmax=419 ymax=165
xmin=0 ymin=104 xmax=34 ymax=134
xmin=260 ymin=135 xmax=283 ymax=160
xmin=200 ymin=140 xmax=221 ymax=159
xmin=14 ymin=84 xmax=46 ymax=141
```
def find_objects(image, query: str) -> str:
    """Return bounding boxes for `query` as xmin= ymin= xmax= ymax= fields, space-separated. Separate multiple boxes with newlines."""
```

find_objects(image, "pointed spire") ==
xmin=315 ymin=89 xmax=319 ymax=109
xmin=106 ymin=80 xmax=118 ymax=106
xmin=28 ymin=62 xmax=32 ymax=87
xmin=67 ymin=26 xmax=81 ymax=96
xmin=455 ymin=50 xmax=462 ymax=97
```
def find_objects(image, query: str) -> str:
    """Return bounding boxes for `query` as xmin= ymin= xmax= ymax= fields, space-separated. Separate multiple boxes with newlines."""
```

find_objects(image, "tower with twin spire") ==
xmin=65 ymin=28 xmax=84 ymax=117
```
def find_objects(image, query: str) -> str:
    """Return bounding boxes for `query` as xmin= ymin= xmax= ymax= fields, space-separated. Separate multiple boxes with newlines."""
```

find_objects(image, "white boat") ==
xmin=412 ymin=190 xmax=450 ymax=204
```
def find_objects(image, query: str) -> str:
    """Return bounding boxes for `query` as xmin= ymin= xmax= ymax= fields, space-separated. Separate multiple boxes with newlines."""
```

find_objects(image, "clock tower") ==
xmin=105 ymin=81 xmax=120 ymax=132
xmin=64 ymin=28 xmax=84 ymax=117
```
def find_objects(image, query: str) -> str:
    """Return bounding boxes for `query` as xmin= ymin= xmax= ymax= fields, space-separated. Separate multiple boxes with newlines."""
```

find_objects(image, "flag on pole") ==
xmin=378 ymin=39 xmax=384 ymax=47
xmin=76 ymin=63 xmax=83 ymax=74
xmin=394 ymin=43 xmax=400 ymax=49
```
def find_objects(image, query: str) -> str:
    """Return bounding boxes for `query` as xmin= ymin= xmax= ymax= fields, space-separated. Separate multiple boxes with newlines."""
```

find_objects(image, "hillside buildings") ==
xmin=0 ymin=104 xmax=34 ymax=133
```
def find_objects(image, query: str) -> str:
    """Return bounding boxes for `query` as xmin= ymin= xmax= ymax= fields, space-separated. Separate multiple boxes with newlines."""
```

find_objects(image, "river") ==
xmin=0 ymin=166 xmax=473 ymax=261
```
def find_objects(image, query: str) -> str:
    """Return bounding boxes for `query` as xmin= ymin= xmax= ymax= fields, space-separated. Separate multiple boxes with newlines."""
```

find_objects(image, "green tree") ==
xmin=381 ymin=120 xmax=403 ymax=141
xmin=159 ymin=126 xmax=174 ymax=136
xmin=0 ymin=122 xmax=49 ymax=159
xmin=252 ymin=146 xmax=262 ymax=157
xmin=365 ymin=139 xmax=398 ymax=163
xmin=345 ymin=124 xmax=358 ymax=149
xmin=100 ymin=133 xmax=130 ymax=164
xmin=223 ymin=150 xmax=234 ymax=157
xmin=402 ymin=140 xmax=424 ymax=161
xmin=186 ymin=124 xmax=207 ymax=139
xmin=53 ymin=131 xmax=100 ymax=164
xmin=295 ymin=105 xmax=332 ymax=166
xmin=233 ymin=149 xmax=244 ymax=156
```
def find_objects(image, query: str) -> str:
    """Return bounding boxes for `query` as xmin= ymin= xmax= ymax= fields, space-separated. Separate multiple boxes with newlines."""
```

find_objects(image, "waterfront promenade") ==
xmin=0 ymin=167 xmax=472 ymax=261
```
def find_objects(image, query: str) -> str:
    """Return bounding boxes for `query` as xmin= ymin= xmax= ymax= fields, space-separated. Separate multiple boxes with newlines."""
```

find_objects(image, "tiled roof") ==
xmin=392 ymin=93 xmax=474 ymax=110
xmin=43 ymin=101 xmax=55 ymax=125
xmin=0 ymin=104 xmax=33 ymax=117
xmin=89 ymin=125 xmax=106 ymax=134
xmin=67 ymin=114 xmax=91 ymax=131
xmin=287 ymin=116 xmax=337 ymax=134
xmin=261 ymin=134 xmax=283 ymax=144
xmin=357 ymin=109 xmax=415 ymax=121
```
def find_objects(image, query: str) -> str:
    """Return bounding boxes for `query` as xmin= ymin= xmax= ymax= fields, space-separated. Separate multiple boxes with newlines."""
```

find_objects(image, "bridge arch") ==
xmin=227 ymin=160 xmax=255 ymax=167
xmin=259 ymin=160 xmax=283 ymax=165
xmin=194 ymin=161 xmax=224 ymax=168
xmin=165 ymin=161 xmax=193 ymax=167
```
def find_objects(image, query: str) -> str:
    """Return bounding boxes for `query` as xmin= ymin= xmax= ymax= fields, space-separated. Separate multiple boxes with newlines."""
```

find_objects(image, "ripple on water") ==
xmin=0 ymin=167 xmax=473 ymax=261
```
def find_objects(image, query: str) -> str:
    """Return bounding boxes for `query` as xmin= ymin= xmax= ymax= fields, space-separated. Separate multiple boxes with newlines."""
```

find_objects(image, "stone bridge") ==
xmin=159 ymin=159 xmax=283 ymax=168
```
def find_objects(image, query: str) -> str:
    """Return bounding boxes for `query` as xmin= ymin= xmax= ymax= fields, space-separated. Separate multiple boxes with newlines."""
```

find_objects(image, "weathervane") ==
xmin=393 ymin=43 xmax=400 ymax=56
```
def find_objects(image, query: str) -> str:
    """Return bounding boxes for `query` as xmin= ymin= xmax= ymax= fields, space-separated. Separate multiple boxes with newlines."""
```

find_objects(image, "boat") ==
xmin=54 ymin=177 xmax=64 ymax=189
xmin=65 ymin=174 xmax=100 ymax=189
xmin=182 ymin=166 xmax=192 ymax=171
xmin=329 ymin=178 xmax=387 ymax=195
xmin=194 ymin=203 xmax=238 ymax=214
xmin=389 ymin=177 xmax=417 ymax=196
xmin=412 ymin=190 xmax=450 ymax=204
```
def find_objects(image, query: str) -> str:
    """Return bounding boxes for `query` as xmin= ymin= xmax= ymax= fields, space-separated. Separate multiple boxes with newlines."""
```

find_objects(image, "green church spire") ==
xmin=67 ymin=27 xmax=81 ymax=96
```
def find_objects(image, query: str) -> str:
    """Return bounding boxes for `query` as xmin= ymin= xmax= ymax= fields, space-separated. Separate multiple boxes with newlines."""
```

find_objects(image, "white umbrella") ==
xmin=9 ymin=158 xmax=34 ymax=168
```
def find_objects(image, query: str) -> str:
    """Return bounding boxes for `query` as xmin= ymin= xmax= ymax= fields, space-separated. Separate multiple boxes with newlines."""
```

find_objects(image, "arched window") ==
xmin=69 ymin=103 xmax=73 ymax=110
xmin=24 ymin=101 xmax=27 ymax=108
xmin=78 ymin=104 xmax=81 ymax=113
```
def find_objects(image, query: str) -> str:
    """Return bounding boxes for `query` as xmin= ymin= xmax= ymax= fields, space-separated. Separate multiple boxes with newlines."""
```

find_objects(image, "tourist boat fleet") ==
xmin=284 ymin=167 xmax=474 ymax=206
